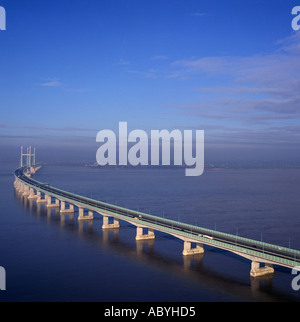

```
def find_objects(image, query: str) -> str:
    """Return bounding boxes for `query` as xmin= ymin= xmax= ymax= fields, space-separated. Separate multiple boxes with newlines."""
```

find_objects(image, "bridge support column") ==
xmin=36 ymin=191 xmax=47 ymax=204
xmin=22 ymin=185 xmax=30 ymax=196
xmin=46 ymin=196 xmax=60 ymax=208
xmin=182 ymin=241 xmax=204 ymax=256
xmin=17 ymin=182 xmax=23 ymax=193
xmin=250 ymin=261 xmax=274 ymax=278
xmin=102 ymin=216 xmax=120 ymax=229
xmin=19 ymin=182 xmax=26 ymax=193
xmin=22 ymin=183 xmax=27 ymax=193
xmin=28 ymin=188 xmax=37 ymax=200
xmin=14 ymin=179 xmax=19 ymax=189
xmin=78 ymin=208 xmax=94 ymax=220
xmin=17 ymin=181 xmax=23 ymax=191
xmin=14 ymin=180 xmax=19 ymax=191
xmin=60 ymin=201 xmax=74 ymax=214
xmin=135 ymin=227 xmax=155 ymax=241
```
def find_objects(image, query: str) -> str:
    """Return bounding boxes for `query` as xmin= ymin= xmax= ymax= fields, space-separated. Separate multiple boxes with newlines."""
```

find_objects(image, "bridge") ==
xmin=13 ymin=152 xmax=300 ymax=278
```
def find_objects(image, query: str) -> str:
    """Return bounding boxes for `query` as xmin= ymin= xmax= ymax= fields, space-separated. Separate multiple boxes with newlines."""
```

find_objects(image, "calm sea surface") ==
xmin=1 ymin=163 xmax=300 ymax=302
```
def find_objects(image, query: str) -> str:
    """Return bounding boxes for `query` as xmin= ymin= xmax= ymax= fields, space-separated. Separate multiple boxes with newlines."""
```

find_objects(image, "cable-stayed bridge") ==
xmin=14 ymin=148 xmax=300 ymax=278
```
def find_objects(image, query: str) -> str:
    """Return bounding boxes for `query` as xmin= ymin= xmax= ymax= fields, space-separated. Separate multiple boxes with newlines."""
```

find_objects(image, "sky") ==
xmin=0 ymin=0 xmax=300 ymax=164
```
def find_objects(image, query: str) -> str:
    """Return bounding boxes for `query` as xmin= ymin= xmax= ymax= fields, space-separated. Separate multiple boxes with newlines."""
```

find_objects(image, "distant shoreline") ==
xmin=34 ymin=162 xmax=300 ymax=171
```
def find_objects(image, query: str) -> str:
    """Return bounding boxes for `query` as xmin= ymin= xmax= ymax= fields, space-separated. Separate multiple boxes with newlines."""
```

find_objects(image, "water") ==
xmin=1 ymin=163 xmax=300 ymax=302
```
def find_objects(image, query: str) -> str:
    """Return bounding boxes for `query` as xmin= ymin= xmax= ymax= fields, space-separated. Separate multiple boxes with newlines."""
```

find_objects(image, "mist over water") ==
xmin=1 ymin=162 xmax=300 ymax=301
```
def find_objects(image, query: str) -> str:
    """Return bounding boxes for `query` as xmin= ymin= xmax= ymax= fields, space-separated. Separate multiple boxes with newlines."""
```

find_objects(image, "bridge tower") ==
xmin=20 ymin=146 xmax=36 ymax=168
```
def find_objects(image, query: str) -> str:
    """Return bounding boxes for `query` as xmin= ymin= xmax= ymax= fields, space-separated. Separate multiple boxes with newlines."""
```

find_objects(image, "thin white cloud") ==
xmin=167 ymin=32 xmax=300 ymax=126
xmin=152 ymin=55 xmax=168 ymax=60
xmin=126 ymin=69 xmax=158 ymax=79
xmin=276 ymin=32 xmax=300 ymax=54
xmin=38 ymin=78 xmax=92 ymax=93
xmin=39 ymin=78 xmax=62 ymax=87
xmin=189 ymin=12 xmax=207 ymax=17
xmin=117 ymin=59 xmax=130 ymax=65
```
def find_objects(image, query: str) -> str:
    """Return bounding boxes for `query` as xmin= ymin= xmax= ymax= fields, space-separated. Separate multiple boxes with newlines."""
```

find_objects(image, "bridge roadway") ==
xmin=14 ymin=166 xmax=300 ymax=278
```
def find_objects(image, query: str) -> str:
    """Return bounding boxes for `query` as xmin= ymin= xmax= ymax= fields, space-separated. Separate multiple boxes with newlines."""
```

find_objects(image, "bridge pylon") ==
xmin=20 ymin=146 xmax=36 ymax=168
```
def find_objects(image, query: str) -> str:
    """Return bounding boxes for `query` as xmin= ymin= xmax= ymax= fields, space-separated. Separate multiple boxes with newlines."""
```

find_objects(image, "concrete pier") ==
xmin=19 ymin=183 xmax=25 ymax=193
xmin=28 ymin=188 xmax=38 ymax=200
xmin=14 ymin=180 xmax=19 ymax=190
xmin=46 ymin=195 xmax=60 ymax=208
xmin=78 ymin=208 xmax=94 ymax=220
xmin=36 ymin=191 xmax=47 ymax=204
xmin=135 ymin=227 xmax=155 ymax=241
xmin=102 ymin=216 xmax=120 ymax=229
xmin=60 ymin=201 xmax=74 ymax=214
xmin=22 ymin=185 xmax=30 ymax=196
xmin=250 ymin=261 xmax=274 ymax=277
xmin=182 ymin=241 xmax=204 ymax=256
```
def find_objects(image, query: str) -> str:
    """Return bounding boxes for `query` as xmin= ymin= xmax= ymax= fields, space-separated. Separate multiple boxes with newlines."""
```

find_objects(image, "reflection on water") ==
xmin=12 ymin=187 xmax=300 ymax=302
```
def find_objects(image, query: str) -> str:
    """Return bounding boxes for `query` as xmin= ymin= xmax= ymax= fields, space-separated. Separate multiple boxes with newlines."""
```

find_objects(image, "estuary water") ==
xmin=1 ymin=163 xmax=300 ymax=302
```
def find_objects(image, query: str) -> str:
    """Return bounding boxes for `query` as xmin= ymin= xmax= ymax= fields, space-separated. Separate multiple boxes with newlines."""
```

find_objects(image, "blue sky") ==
xmin=0 ymin=0 xmax=300 ymax=163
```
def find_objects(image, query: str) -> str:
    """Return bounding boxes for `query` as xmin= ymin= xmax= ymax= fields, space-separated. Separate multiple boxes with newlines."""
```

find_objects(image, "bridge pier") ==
xmin=14 ymin=179 xmax=20 ymax=190
xmin=28 ymin=188 xmax=38 ymax=200
xmin=16 ymin=181 xmax=24 ymax=193
xmin=250 ymin=261 xmax=274 ymax=277
xmin=19 ymin=183 xmax=27 ymax=194
xmin=78 ymin=208 xmax=94 ymax=220
xmin=102 ymin=215 xmax=120 ymax=229
xmin=46 ymin=195 xmax=60 ymax=208
xmin=60 ymin=201 xmax=74 ymax=214
xmin=135 ymin=227 xmax=155 ymax=241
xmin=22 ymin=185 xmax=30 ymax=196
xmin=21 ymin=183 xmax=27 ymax=194
xmin=18 ymin=182 xmax=24 ymax=192
xmin=36 ymin=191 xmax=47 ymax=204
xmin=182 ymin=241 xmax=204 ymax=256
